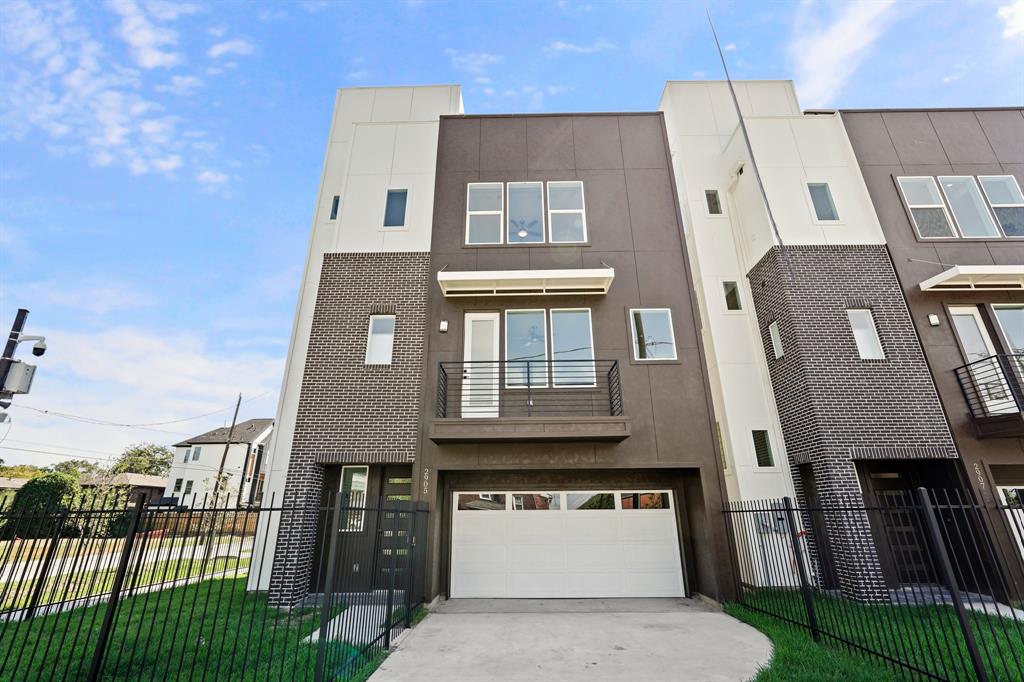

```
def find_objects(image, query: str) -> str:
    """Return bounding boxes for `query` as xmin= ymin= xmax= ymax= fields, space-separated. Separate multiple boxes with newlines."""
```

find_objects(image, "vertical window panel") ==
xmin=466 ymin=183 xmax=504 ymax=244
xmin=507 ymin=182 xmax=544 ymax=243
xmin=547 ymin=181 xmax=587 ymax=243
xmin=550 ymin=309 xmax=594 ymax=386
xmin=938 ymin=176 xmax=1000 ymax=238
xmin=383 ymin=189 xmax=408 ymax=228
xmin=847 ymin=309 xmax=885 ymax=359
xmin=979 ymin=175 xmax=1024 ymax=237
xmin=505 ymin=310 xmax=548 ymax=386
xmin=897 ymin=177 xmax=956 ymax=239
xmin=365 ymin=315 xmax=396 ymax=365
xmin=629 ymin=309 xmax=677 ymax=361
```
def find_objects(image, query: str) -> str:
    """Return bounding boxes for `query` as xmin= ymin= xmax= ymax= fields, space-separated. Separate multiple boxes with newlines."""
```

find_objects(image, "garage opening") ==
xmin=450 ymin=490 xmax=685 ymax=598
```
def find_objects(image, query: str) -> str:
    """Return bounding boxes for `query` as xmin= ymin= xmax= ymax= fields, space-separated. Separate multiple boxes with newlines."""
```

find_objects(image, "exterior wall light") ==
xmin=439 ymin=320 xmax=449 ymax=333
xmin=928 ymin=314 xmax=940 ymax=327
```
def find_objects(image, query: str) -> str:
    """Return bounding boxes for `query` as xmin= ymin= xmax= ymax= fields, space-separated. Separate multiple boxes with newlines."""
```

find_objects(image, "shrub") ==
xmin=2 ymin=473 xmax=81 ymax=539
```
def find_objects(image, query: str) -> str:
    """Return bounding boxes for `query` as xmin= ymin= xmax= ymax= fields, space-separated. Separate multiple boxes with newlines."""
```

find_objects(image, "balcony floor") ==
xmin=429 ymin=416 xmax=631 ymax=443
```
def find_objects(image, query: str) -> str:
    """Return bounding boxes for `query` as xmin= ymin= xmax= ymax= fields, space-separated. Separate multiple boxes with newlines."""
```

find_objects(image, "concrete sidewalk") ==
xmin=370 ymin=598 xmax=772 ymax=681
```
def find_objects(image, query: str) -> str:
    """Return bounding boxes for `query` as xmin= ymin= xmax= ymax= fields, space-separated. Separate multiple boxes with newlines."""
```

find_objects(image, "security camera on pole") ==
xmin=0 ymin=308 xmax=47 ymax=422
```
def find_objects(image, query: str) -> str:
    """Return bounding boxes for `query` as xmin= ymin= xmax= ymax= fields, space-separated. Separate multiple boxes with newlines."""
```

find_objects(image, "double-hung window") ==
xmin=365 ymin=315 xmax=396 ymax=365
xmin=897 ymin=177 xmax=956 ymax=238
xmin=547 ymin=181 xmax=587 ymax=243
xmin=979 ymin=176 xmax=1024 ymax=237
xmin=938 ymin=176 xmax=1000 ymax=238
xmin=549 ymin=309 xmax=595 ymax=386
xmin=466 ymin=183 xmax=503 ymax=244
xmin=507 ymin=182 xmax=545 ymax=243
xmin=629 ymin=309 xmax=677 ymax=361
xmin=173 ymin=479 xmax=183 ymax=494
xmin=183 ymin=480 xmax=193 ymax=495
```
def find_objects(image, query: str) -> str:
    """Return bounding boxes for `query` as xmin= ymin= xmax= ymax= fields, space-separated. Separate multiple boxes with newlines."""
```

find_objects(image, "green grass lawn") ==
xmin=732 ymin=589 xmax=1024 ymax=681
xmin=0 ymin=577 xmax=387 ymax=681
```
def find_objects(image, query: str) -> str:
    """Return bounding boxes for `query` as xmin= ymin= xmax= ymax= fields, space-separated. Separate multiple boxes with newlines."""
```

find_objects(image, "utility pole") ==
xmin=0 ymin=309 xmax=30 ymax=408
xmin=212 ymin=393 xmax=242 ymax=505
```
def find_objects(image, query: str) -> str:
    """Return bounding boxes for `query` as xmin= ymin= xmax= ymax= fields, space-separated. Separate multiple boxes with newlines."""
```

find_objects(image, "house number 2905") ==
xmin=422 ymin=467 xmax=430 ymax=496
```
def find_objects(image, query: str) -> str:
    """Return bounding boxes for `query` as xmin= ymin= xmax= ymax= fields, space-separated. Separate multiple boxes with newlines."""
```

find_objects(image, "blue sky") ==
xmin=1 ymin=0 xmax=1022 ymax=468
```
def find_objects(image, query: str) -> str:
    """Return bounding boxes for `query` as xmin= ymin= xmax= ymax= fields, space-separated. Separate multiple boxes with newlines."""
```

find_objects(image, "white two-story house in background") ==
xmin=164 ymin=418 xmax=273 ymax=506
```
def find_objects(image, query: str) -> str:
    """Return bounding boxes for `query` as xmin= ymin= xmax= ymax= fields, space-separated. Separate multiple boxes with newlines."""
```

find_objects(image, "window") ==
xmin=768 ymin=321 xmax=784 ymax=359
xmin=340 ymin=465 xmax=368 ymax=530
xmin=183 ymin=480 xmax=194 ymax=495
xmin=620 ymin=492 xmax=670 ymax=509
xmin=183 ymin=448 xmax=190 ymax=462
xmin=722 ymin=281 xmax=742 ymax=311
xmin=993 ymin=304 xmax=1024 ymax=354
xmin=457 ymin=493 xmax=506 ymax=510
xmin=897 ymin=177 xmax=956 ymax=238
xmin=938 ymin=176 xmax=1000 ymax=238
xmin=192 ymin=446 xmax=201 ymax=461
xmin=173 ymin=478 xmax=183 ymax=493
xmin=704 ymin=189 xmax=724 ymax=216
xmin=547 ymin=181 xmax=587 ymax=242
xmin=807 ymin=182 xmax=839 ymax=221
xmin=466 ymin=183 xmax=503 ymax=244
xmin=566 ymin=492 xmax=615 ymax=510
xmin=847 ymin=309 xmax=885 ymax=359
xmin=365 ymin=315 xmax=396 ymax=365
xmin=752 ymin=431 xmax=774 ymax=467
xmin=507 ymin=182 xmax=544 ymax=243
xmin=549 ymin=309 xmax=594 ymax=386
xmin=329 ymin=195 xmax=340 ymax=221
xmin=383 ymin=189 xmax=408 ymax=228
xmin=715 ymin=422 xmax=728 ymax=471
xmin=629 ymin=308 xmax=677 ymax=361
xmin=505 ymin=310 xmax=547 ymax=386
xmin=979 ymin=175 xmax=1024 ymax=237
xmin=511 ymin=493 xmax=560 ymax=510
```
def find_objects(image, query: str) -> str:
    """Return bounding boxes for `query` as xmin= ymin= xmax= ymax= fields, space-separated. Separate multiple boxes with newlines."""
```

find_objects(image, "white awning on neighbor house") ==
xmin=437 ymin=267 xmax=615 ymax=297
xmin=919 ymin=265 xmax=1024 ymax=292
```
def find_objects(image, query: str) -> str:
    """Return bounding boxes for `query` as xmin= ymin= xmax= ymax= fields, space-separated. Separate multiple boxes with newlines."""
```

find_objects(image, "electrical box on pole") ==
xmin=3 ymin=361 xmax=36 ymax=394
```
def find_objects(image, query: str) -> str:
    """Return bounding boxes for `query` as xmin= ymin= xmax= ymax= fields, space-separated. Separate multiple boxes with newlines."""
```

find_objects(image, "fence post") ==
xmin=782 ymin=496 xmax=820 ymax=642
xmin=916 ymin=487 xmax=989 ymax=682
xmin=315 ymin=495 xmax=345 ymax=682
xmin=23 ymin=509 xmax=68 ymax=619
xmin=383 ymin=501 xmax=401 ymax=649
xmin=87 ymin=494 xmax=147 ymax=682
xmin=403 ymin=503 xmax=417 ymax=628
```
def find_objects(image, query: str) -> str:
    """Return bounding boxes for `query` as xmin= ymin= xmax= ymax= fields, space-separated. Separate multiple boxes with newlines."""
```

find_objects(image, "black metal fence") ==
xmin=437 ymin=359 xmax=624 ymax=418
xmin=954 ymin=353 xmax=1024 ymax=418
xmin=0 ymin=492 xmax=428 ymax=681
xmin=724 ymin=488 xmax=1024 ymax=681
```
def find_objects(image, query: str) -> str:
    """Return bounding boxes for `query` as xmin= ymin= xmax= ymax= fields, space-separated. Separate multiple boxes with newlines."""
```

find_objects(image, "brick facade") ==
xmin=747 ymin=244 xmax=957 ymax=600
xmin=269 ymin=251 xmax=430 ymax=604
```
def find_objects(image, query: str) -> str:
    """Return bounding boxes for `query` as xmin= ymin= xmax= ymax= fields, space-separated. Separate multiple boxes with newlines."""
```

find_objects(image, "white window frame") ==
xmin=506 ymin=181 xmax=545 ymax=244
xmin=504 ymin=309 xmax=549 ymax=388
xmin=979 ymin=175 xmax=1024 ymax=238
xmin=628 ymin=308 xmax=678 ymax=362
xmin=703 ymin=188 xmax=726 ymax=218
xmin=721 ymin=279 xmax=744 ymax=314
xmin=383 ymin=187 xmax=409 ymax=230
xmin=340 ymin=465 xmax=369 ymax=532
xmin=365 ymin=314 xmax=396 ymax=365
xmin=805 ymin=180 xmax=842 ymax=224
xmin=192 ymin=446 xmax=201 ymax=461
xmin=173 ymin=478 xmax=183 ymax=493
xmin=897 ymin=176 xmax=958 ymax=239
xmin=768 ymin=321 xmax=784 ymax=359
xmin=751 ymin=430 xmax=777 ymax=469
xmin=847 ymin=308 xmax=885 ymax=360
xmin=937 ymin=176 xmax=1001 ymax=239
xmin=183 ymin=480 xmax=193 ymax=496
xmin=465 ymin=182 xmax=504 ymax=245
xmin=183 ymin=447 xmax=190 ymax=462
xmin=546 ymin=181 xmax=588 ymax=243
xmin=549 ymin=308 xmax=595 ymax=388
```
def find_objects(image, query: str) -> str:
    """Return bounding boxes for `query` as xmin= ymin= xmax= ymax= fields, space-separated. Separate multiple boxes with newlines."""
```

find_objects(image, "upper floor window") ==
xmin=329 ymin=195 xmax=340 ymax=221
xmin=722 ymin=281 xmax=742 ymax=311
xmin=183 ymin=447 xmax=190 ymax=462
xmin=768 ymin=321 xmax=784 ymax=359
xmin=183 ymin=480 xmax=194 ymax=495
xmin=847 ymin=309 xmax=884 ymax=360
xmin=192 ymin=446 xmax=201 ymax=461
xmin=547 ymin=181 xmax=587 ymax=243
xmin=979 ymin=176 xmax=1024 ymax=237
xmin=938 ymin=176 xmax=999 ymax=238
xmin=365 ymin=314 xmax=396 ymax=365
xmin=704 ymin=189 xmax=724 ymax=216
xmin=383 ymin=189 xmax=408 ymax=228
xmin=752 ymin=430 xmax=774 ymax=467
xmin=629 ymin=308 xmax=677 ymax=361
xmin=508 ymin=182 xmax=545 ymax=244
xmin=173 ymin=478 xmax=183 ymax=493
xmin=807 ymin=182 xmax=839 ymax=222
xmin=466 ymin=183 xmax=503 ymax=245
xmin=505 ymin=308 xmax=595 ymax=387
xmin=897 ymin=177 xmax=956 ymax=238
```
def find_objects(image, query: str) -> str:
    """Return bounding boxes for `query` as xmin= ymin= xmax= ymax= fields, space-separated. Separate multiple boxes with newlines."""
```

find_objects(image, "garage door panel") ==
xmin=507 ymin=572 xmax=568 ymax=597
xmin=453 ymin=544 xmax=508 ymax=571
xmin=620 ymin=514 xmax=678 ymax=541
xmin=573 ymin=572 xmax=627 ymax=597
xmin=508 ymin=544 xmax=566 ymax=570
xmin=624 ymin=571 xmax=684 ymax=596
xmin=451 ymin=571 xmax=507 ymax=598
xmin=563 ymin=515 xmax=621 ymax=543
xmin=565 ymin=544 xmax=625 ymax=571
xmin=508 ymin=515 xmax=564 ymax=543
xmin=624 ymin=543 xmax=682 ymax=570
xmin=455 ymin=515 xmax=508 ymax=544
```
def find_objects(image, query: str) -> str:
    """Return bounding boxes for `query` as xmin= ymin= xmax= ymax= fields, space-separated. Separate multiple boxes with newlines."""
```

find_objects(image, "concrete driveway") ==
xmin=370 ymin=598 xmax=772 ymax=681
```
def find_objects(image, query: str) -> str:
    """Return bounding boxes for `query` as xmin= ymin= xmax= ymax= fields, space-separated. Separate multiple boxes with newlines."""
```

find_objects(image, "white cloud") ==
xmin=196 ymin=169 xmax=228 ymax=186
xmin=444 ymin=48 xmax=502 ymax=75
xmin=723 ymin=42 xmax=737 ymax=52
xmin=543 ymin=37 xmax=615 ymax=55
xmin=144 ymin=1 xmax=200 ymax=21
xmin=155 ymin=74 xmax=203 ymax=96
xmin=789 ymin=1 xmax=899 ymax=107
xmin=17 ymin=278 xmax=156 ymax=315
xmin=474 ymin=76 xmax=490 ymax=85
xmin=999 ymin=1 xmax=1024 ymax=38
xmin=107 ymin=0 xmax=182 ymax=69
xmin=207 ymin=38 xmax=255 ymax=58
xmin=346 ymin=70 xmax=369 ymax=81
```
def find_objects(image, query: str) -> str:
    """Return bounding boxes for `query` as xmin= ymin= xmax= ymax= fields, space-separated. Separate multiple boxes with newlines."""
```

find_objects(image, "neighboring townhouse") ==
xmin=165 ymin=417 xmax=273 ymax=506
xmin=660 ymin=81 xmax=960 ymax=601
xmin=840 ymin=107 xmax=1024 ymax=586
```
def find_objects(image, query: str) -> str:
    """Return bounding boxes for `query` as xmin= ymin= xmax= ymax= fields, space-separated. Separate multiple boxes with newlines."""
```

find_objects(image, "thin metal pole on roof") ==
xmin=212 ymin=393 xmax=242 ymax=506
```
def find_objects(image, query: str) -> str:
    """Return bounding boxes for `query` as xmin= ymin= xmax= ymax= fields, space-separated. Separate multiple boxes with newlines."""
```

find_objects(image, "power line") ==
xmin=0 ymin=445 xmax=249 ymax=477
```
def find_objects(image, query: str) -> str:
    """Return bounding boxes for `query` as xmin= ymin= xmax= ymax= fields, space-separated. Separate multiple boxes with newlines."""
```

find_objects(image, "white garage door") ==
xmin=450 ymin=490 xmax=685 ymax=598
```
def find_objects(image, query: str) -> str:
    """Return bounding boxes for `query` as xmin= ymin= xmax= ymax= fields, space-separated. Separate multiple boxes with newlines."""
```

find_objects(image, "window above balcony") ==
xmin=436 ymin=267 xmax=615 ymax=297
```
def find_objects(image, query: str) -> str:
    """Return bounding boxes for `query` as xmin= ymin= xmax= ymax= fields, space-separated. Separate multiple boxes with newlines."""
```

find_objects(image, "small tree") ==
xmin=2 ymin=472 xmax=81 ymax=539
xmin=110 ymin=443 xmax=174 ymax=477
xmin=51 ymin=458 xmax=104 ymax=479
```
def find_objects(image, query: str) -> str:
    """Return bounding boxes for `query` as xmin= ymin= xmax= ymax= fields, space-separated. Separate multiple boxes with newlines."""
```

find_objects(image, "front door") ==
xmin=950 ymin=306 xmax=1014 ymax=415
xmin=462 ymin=312 xmax=499 ymax=418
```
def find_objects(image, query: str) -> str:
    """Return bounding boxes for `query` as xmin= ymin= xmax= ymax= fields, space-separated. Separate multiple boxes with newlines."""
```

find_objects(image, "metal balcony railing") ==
xmin=954 ymin=354 xmax=1024 ymax=419
xmin=436 ymin=359 xmax=624 ymax=419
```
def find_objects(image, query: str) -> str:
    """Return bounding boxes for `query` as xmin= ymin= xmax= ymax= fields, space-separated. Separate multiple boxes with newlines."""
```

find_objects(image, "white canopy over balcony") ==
xmin=919 ymin=265 xmax=1024 ymax=292
xmin=437 ymin=267 xmax=615 ymax=297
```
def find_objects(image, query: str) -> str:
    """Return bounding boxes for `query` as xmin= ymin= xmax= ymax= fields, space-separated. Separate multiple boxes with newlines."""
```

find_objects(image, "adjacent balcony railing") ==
xmin=954 ymin=354 xmax=1024 ymax=438
xmin=431 ymin=359 xmax=629 ymax=443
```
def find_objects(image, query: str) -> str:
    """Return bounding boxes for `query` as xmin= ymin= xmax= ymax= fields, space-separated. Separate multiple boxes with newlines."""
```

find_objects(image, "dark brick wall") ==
xmin=747 ymin=244 xmax=957 ymax=600
xmin=269 ymin=251 xmax=430 ymax=604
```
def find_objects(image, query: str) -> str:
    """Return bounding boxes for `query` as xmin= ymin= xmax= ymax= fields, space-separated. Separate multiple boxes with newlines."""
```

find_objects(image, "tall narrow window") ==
xmin=507 ymin=182 xmax=544 ymax=243
xmin=340 ymin=465 xmax=368 ymax=531
xmin=979 ymin=175 xmax=1024 ymax=237
xmin=365 ymin=315 xmax=396 ymax=365
xmin=938 ymin=176 xmax=1000 ymax=238
xmin=847 ymin=309 xmax=885 ymax=359
xmin=768 ymin=321 xmax=784 ymax=359
xmin=547 ymin=181 xmax=587 ymax=242
xmin=629 ymin=309 xmax=677 ymax=361
xmin=505 ymin=310 xmax=548 ymax=386
xmin=466 ymin=183 xmax=503 ymax=244
xmin=173 ymin=478 xmax=183 ymax=493
xmin=329 ymin=195 xmax=340 ymax=220
xmin=383 ymin=189 xmax=408 ymax=228
xmin=183 ymin=448 xmax=190 ymax=462
xmin=705 ymin=189 xmax=723 ymax=216
xmin=192 ymin=446 xmax=201 ymax=461
xmin=752 ymin=430 xmax=774 ymax=467
xmin=897 ymin=177 xmax=955 ymax=238
xmin=550 ymin=309 xmax=594 ymax=386
xmin=993 ymin=305 xmax=1024 ymax=354
xmin=807 ymin=182 xmax=839 ymax=221
xmin=722 ymin=281 xmax=742 ymax=311
xmin=183 ymin=480 xmax=194 ymax=495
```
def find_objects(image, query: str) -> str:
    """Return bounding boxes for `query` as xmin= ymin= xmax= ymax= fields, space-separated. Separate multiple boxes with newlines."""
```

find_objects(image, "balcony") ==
xmin=430 ymin=359 xmax=630 ymax=443
xmin=954 ymin=354 xmax=1024 ymax=438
